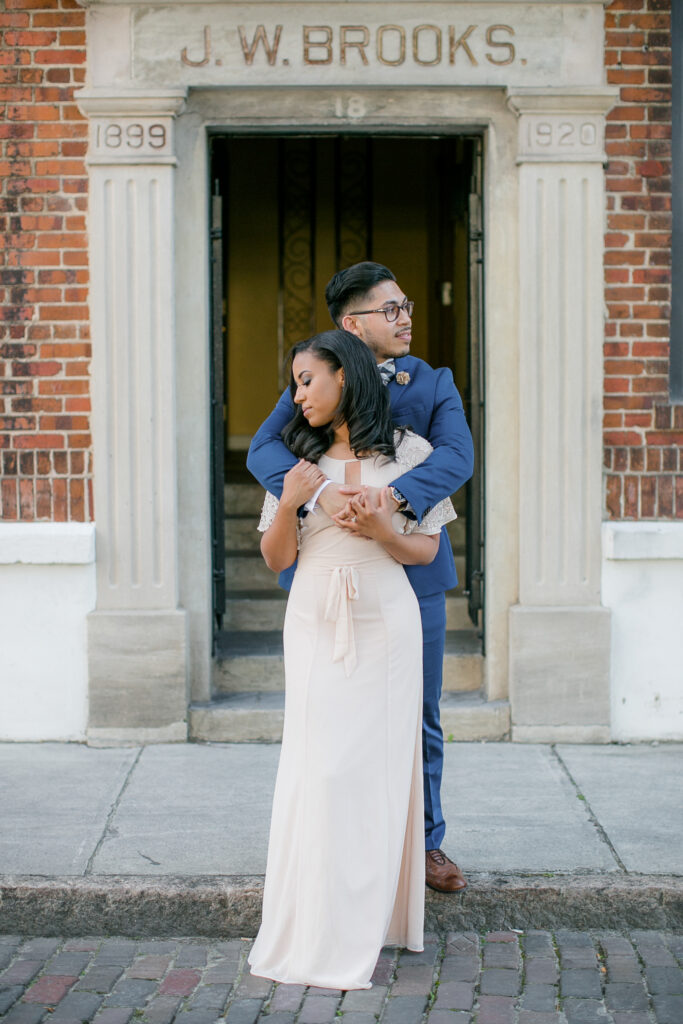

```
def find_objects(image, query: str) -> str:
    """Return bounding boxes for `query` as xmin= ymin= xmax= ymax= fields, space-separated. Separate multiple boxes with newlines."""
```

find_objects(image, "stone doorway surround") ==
xmin=76 ymin=0 xmax=617 ymax=744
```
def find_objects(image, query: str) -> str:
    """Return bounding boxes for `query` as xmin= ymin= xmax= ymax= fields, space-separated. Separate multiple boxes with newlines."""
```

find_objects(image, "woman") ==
xmin=248 ymin=330 xmax=456 ymax=991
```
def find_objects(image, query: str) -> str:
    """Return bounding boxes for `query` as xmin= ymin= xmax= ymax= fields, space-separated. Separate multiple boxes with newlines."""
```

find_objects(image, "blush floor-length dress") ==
xmin=248 ymin=432 xmax=456 ymax=991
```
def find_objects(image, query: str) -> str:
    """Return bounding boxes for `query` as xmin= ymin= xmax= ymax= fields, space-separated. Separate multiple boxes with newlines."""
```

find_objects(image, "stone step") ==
xmin=224 ymin=590 xmax=474 ymax=632
xmin=225 ymin=516 xmax=262 ymax=551
xmin=439 ymin=692 xmax=510 ymax=742
xmin=223 ymin=590 xmax=287 ymax=631
xmin=212 ymin=630 xmax=482 ymax=694
xmin=225 ymin=551 xmax=467 ymax=590
xmin=446 ymin=594 xmax=475 ymax=630
xmin=225 ymin=552 xmax=279 ymax=590
xmin=225 ymin=482 xmax=265 ymax=516
xmin=189 ymin=690 xmax=508 ymax=744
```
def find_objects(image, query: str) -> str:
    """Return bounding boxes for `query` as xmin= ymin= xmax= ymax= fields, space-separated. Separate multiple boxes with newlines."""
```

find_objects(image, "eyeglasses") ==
xmin=347 ymin=298 xmax=414 ymax=323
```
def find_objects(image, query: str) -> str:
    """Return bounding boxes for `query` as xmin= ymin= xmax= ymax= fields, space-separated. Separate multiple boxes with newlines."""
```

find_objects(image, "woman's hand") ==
xmin=333 ymin=487 xmax=395 ymax=542
xmin=280 ymin=459 xmax=326 ymax=510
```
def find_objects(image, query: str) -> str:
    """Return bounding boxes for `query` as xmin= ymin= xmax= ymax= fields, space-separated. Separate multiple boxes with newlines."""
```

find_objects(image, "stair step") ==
xmin=225 ymin=551 xmax=280 ymax=590
xmin=225 ymin=482 xmax=265 ymax=515
xmin=445 ymin=517 xmax=465 ymax=550
xmin=223 ymin=591 xmax=474 ymax=632
xmin=225 ymin=516 xmax=262 ymax=552
xmin=189 ymin=691 xmax=509 ymax=744
xmin=446 ymin=595 xmax=475 ymax=630
xmin=440 ymin=692 xmax=510 ymax=742
xmin=224 ymin=590 xmax=287 ymax=631
xmin=212 ymin=630 xmax=482 ymax=694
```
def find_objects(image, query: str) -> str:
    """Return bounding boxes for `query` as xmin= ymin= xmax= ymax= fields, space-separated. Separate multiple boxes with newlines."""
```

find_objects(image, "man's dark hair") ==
xmin=282 ymin=329 xmax=399 ymax=463
xmin=325 ymin=261 xmax=396 ymax=327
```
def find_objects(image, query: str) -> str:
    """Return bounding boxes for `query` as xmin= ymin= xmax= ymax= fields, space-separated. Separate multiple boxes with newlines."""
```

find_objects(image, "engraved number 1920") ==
xmin=529 ymin=120 xmax=597 ymax=150
xmin=95 ymin=122 xmax=167 ymax=150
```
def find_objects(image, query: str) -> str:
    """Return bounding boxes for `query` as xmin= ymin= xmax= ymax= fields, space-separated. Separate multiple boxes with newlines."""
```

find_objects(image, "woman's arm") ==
xmin=335 ymin=487 xmax=439 ymax=566
xmin=260 ymin=460 xmax=326 ymax=572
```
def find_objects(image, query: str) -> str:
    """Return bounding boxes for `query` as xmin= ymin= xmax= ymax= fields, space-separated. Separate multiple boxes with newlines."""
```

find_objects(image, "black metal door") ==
xmin=465 ymin=139 xmax=486 ymax=635
xmin=209 ymin=178 xmax=227 ymax=638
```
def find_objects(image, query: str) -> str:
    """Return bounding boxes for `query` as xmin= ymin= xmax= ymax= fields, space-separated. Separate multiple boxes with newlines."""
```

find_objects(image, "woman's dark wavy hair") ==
xmin=282 ymin=329 xmax=398 ymax=463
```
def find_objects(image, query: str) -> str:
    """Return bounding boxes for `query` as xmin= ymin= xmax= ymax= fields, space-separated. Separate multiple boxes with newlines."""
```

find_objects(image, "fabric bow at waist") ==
xmin=323 ymin=565 xmax=360 ymax=677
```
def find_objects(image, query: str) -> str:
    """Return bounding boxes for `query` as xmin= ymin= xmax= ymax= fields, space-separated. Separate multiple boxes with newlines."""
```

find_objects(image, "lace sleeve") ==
xmin=257 ymin=491 xmax=303 ymax=548
xmin=411 ymin=497 xmax=457 ymax=535
xmin=257 ymin=491 xmax=279 ymax=532
xmin=393 ymin=429 xmax=433 ymax=470
xmin=394 ymin=431 xmax=457 ymax=535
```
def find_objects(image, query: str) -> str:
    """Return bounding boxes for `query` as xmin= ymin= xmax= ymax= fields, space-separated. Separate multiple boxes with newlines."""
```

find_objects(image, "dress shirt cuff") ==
xmin=304 ymin=478 xmax=332 ymax=512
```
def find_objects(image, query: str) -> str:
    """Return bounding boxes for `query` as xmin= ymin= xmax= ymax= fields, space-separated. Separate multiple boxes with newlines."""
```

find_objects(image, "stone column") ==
xmin=76 ymin=89 xmax=189 ymax=744
xmin=506 ymin=88 xmax=618 ymax=742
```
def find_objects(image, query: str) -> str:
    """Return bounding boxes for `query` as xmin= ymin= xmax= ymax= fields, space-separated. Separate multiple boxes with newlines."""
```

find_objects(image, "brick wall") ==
xmin=1 ymin=0 xmax=678 ymax=523
xmin=603 ymin=0 xmax=681 ymax=518
xmin=0 ymin=0 xmax=91 ymax=522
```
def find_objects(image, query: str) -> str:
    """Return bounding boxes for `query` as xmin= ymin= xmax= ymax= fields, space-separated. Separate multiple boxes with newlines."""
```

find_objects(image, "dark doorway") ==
xmin=209 ymin=134 xmax=485 ymax=659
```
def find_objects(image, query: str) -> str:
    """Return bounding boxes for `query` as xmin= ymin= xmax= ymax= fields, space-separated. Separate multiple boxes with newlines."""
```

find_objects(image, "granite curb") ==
xmin=2 ymin=874 xmax=682 ymax=938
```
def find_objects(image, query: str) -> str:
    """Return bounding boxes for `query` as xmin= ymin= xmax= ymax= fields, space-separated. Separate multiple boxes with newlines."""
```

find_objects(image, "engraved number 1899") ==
xmin=95 ymin=122 xmax=167 ymax=150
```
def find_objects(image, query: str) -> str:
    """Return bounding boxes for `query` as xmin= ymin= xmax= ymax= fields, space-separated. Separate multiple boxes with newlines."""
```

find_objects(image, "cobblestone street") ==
xmin=1 ymin=930 xmax=682 ymax=1024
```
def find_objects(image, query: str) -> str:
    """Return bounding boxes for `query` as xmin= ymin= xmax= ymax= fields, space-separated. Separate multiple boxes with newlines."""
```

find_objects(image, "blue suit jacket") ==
xmin=246 ymin=355 xmax=474 ymax=598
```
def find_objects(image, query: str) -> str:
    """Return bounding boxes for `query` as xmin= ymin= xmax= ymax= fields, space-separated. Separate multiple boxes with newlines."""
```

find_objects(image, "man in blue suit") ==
xmin=247 ymin=262 xmax=474 ymax=892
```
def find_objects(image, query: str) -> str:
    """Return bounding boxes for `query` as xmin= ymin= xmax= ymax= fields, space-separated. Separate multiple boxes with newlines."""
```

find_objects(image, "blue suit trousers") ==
xmin=418 ymin=592 xmax=447 ymax=851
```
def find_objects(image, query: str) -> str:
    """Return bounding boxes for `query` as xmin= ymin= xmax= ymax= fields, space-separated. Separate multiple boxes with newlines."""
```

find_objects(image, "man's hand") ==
xmin=280 ymin=460 xmax=326 ymax=510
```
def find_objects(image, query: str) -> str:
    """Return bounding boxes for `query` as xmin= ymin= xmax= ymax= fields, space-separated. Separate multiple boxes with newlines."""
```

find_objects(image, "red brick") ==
xmin=159 ymin=970 xmax=201 ymax=998
xmin=607 ymin=68 xmax=646 ymax=85
xmin=53 ymin=475 xmax=67 ymax=519
xmin=38 ymin=305 xmax=88 ymax=321
xmin=605 ymin=430 xmax=645 ymax=447
xmin=605 ymin=359 xmax=645 ymax=375
xmin=658 ymin=475 xmax=674 ymax=516
xmin=632 ymin=341 xmax=669 ymax=356
xmin=641 ymin=475 xmax=656 ymax=516
xmin=38 ymin=379 xmax=88 ymax=395
xmin=606 ymin=475 xmax=622 ymax=518
xmin=624 ymin=476 xmax=639 ymax=518
xmin=67 ymin=432 xmax=90 ymax=448
xmin=605 ymin=250 xmax=646 ymax=266
xmin=625 ymin=413 xmax=652 ymax=428
xmin=13 ymin=433 xmax=64 ymax=449
xmin=633 ymin=268 xmax=670 ymax=283
xmin=32 ymin=13 xmax=83 ymax=27
xmin=630 ymin=123 xmax=671 ymax=139
xmin=1 ymin=478 xmax=18 ymax=519
xmin=24 ymin=976 xmax=77 ymax=1004
xmin=607 ymin=106 xmax=646 ymax=122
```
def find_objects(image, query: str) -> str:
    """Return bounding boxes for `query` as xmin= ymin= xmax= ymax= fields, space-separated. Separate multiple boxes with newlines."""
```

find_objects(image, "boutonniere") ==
xmin=395 ymin=371 xmax=411 ymax=386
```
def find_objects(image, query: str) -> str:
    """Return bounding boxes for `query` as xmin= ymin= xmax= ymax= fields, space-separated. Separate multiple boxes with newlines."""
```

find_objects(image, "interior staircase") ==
xmin=189 ymin=479 xmax=510 ymax=742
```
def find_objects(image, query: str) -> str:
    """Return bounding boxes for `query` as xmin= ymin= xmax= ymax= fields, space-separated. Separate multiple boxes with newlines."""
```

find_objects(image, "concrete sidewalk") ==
xmin=1 ymin=741 xmax=682 ymax=936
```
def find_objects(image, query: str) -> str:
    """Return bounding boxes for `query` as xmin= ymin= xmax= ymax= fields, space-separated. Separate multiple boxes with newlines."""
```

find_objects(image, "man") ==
xmin=247 ymin=261 xmax=474 ymax=892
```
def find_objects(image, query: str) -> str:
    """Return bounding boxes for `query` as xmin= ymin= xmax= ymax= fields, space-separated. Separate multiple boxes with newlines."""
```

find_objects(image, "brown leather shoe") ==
xmin=425 ymin=849 xmax=467 ymax=893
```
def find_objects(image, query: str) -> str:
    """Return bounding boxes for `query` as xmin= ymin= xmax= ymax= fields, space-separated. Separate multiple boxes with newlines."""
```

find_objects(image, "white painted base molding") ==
xmin=603 ymin=522 xmax=683 ymax=742
xmin=0 ymin=524 xmax=96 ymax=741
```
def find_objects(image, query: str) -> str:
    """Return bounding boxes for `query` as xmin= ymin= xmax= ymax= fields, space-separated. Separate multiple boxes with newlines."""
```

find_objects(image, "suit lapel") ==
xmin=387 ymin=357 xmax=413 ymax=416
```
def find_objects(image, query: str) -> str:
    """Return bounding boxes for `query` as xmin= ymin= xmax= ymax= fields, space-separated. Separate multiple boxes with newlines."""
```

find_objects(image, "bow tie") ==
xmin=378 ymin=359 xmax=396 ymax=385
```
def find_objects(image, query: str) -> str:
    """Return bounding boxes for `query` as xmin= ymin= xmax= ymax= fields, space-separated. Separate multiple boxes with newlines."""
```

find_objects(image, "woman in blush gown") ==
xmin=248 ymin=330 xmax=456 ymax=991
